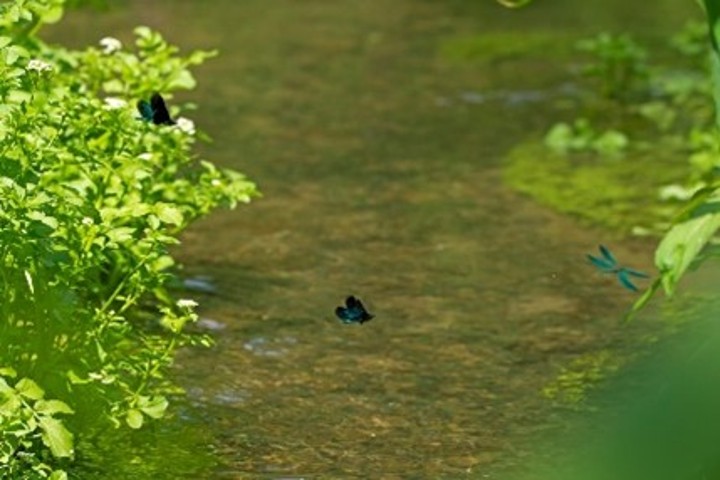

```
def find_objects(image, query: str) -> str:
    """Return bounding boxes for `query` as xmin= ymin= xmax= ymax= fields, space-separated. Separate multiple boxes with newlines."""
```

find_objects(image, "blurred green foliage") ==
xmin=506 ymin=12 xmax=720 ymax=318
xmin=532 ymin=311 xmax=720 ymax=480
xmin=576 ymin=33 xmax=649 ymax=101
xmin=545 ymin=118 xmax=629 ymax=156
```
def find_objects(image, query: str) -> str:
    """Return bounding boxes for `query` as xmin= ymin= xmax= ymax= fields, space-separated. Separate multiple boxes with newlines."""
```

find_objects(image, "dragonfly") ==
xmin=137 ymin=92 xmax=175 ymax=125
xmin=587 ymin=245 xmax=650 ymax=292
xmin=335 ymin=296 xmax=374 ymax=325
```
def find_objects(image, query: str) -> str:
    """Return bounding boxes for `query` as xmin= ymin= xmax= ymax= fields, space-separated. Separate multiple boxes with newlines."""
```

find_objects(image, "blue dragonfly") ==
xmin=137 ymin=92 xmax=175 ymax=125
xmin=335 ymin=296 xmax=374 ymax=325
xmin=587 ymin=245 xmax=650 ymax=292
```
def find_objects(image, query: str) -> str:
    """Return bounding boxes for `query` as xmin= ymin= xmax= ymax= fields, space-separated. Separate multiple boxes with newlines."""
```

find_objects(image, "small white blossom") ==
xmin=177 ymin=299 xmax=198 ymax=309
xmin=175 ymin=117 xmax=196 ymax=135
xmin=26 ymin=59 xmax=53 ymax=73
xmin=138 ymin=152 xmax=153 ymax=161
xmin=211 ymin=179 xmax=222 ymax=187
xmin=99 ymin=37 xmax=122 ymax=55
xmin=103 ymin=97 xmax=127 ymax=110
xmin=81 ymin=217 xmax=94 ymax=226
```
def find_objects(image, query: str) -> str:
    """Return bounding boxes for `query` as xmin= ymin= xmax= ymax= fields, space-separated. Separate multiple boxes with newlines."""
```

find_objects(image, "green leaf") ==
xmin=7 ymin=88 xmax=30 ymax=103
xmin=15 ymin=378 xmax=44 ymax=400
xmin=5 ymin=46 xmax=25 ymax=65
xmin=35 ymin=399 xmax=74 ymax=416
xmin=155 ymin=203 xmax=184 ymax=226
xmin=39 ymin=5 xmax=64 ymax=24
xmin=0 ymin=377 xmax=12 ymax=393
xmin=151 ymin=254 xmax=175 ymax=271
xmin=167 ymin=69 xmax=196 ymax=90
xmin=102 ymin=79 xmax=124 ymax=94
xmin=0 ymin=36 xmax=12 ymax=48
xmin=134 ymin=25 xmax=152 ymax=40
xmin=0 ymin=366 xmax=17 ymax=378
xmin=0 ymin=389 xmax=21 ymax=414
xmin=544 ymin=123 xmax=572 ymax=153
xmin=95 ymin=340 xmax=107 ymax=363
xmin=39 ymin=416 xmax=74 ymax=458
xmin=138 ymin=395 xmax=168 ymax=419
xmin=27 ymin=210 xmax=58 ymax=229
xmin=655 ymin=195 xmax=720 ymax=295
xmin=106 ymin=226 xmax=136 ymax=243
xmin=127 ymin=203 xmax=151 ymax=217
xmin=593 ymin=130 xmax=628 ymax=155
xmin=49 ymin=470 xmax=68 ymax=480
xmin=126 ymin=409 xmax=144 ymax=429
xmin=66 ymin=370 xmax=90 ymax=385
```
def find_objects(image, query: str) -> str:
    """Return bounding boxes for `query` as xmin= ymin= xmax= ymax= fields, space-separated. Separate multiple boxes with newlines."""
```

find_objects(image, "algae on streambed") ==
xmin=503 ymin=140 xmax=686 ymax=233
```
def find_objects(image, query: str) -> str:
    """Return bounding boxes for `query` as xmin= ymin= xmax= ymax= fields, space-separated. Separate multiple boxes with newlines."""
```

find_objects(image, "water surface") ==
xmin=48 ymin=1 xmax=697 ymax=477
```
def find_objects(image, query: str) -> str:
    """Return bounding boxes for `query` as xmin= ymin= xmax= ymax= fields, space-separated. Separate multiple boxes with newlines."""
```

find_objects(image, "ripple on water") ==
xmin=243 ymin=336 xmax=298 ymax=357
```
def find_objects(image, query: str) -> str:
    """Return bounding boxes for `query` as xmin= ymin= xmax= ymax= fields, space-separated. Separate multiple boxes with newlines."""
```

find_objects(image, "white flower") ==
xmin=103 ymin=97 xmax=127 ymax=110
xmin=175 ymin=117 xmax=196 ymax=135
xmin=138 ymin=152 xmax=153 ymax=161
xmin=177 ymin=299 xmax=198 ymax=309
xmin=81 ymin=217 xmax=94 ymax=226
xmin=99 ymin=37 xmax=122 ymax=55
xmin=211 ymin=179 xmax=222 ymax=187
xmin=26 ymin=59 xmax=53 ymax=73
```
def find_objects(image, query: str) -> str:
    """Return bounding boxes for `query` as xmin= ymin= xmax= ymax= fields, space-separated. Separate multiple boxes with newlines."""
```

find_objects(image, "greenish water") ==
xmin=46 ymin=1 xmax=697 ymax=478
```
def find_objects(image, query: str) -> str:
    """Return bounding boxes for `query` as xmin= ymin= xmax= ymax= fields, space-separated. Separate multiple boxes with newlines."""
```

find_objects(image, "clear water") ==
xmin=46 ymin=1 xmax=697 ymax=477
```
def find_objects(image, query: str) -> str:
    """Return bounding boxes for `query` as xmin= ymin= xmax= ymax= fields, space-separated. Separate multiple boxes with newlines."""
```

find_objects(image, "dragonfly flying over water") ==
xmin=335 ymin=296 xmax=374 ymax=325
xmin=587 ymin=245 xmax=650 ymax=292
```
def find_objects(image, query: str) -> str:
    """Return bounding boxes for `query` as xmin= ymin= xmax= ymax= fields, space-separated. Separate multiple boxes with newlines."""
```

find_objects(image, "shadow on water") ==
xmin=46 ymin=0 xmax=697 ymax=477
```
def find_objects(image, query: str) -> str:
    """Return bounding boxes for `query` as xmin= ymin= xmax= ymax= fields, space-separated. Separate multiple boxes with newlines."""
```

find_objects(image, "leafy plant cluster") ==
xmin=544 ymin=25 xmax=713 ymax=160
xmin=536 ymin=3 xmax=720 ymax=319
xmin=576 ymin=32 xmax=650 ymax=101
xmin=545 ymin=118 xmax=629 ymax=156
xmin=0 ymin=0 xmax=257 ymax=477
xmin=499 ymin=2 xmax=720 ymax=478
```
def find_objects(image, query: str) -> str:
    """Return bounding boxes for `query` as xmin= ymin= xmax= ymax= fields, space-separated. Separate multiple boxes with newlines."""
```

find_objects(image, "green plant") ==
xmin=544 ymin=118 xmax=629 ymax=156
xmin=628 ymin=0 xmax=720 ymax=319
xmin=670 ymin=20 xmax=708 ymax=58
xmin=576 ymin=32 xmax=649 ymax=101
xmin=0 ymin=0 xmax=257 ymax=476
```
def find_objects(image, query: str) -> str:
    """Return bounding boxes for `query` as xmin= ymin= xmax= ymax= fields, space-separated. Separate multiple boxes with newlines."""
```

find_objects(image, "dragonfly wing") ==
xmin=599 ymin=245 xmax=618 ymax=265
xmin=150 ymin=93 xmax=175 ymax=125
xmin=624 ymin=267 xmax=650 ymax=278
xmin=588 ymin=254 xmax=615 ymax=271
xmin=345 ymin=296 xmax=360 ymax=309
xmin=136 ymin=100 xmax=154 ymax=122
xmin=335 ymin=306 xmax=355 ymax=324
xmin=343 ymin=296 xmax=373 ymax=324
xmin=617 ymin=270 xmax=639 ymax=292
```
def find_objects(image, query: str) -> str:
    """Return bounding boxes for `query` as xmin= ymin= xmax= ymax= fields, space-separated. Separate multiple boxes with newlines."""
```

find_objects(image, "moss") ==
xmin=503 ymin=140 xmax=686 ymax=233
xmin=542 ymin=350 xmax=626 ymax=406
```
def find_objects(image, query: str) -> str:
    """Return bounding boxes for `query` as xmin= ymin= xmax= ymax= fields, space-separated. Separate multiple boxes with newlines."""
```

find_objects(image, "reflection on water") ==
xmin=46 ymin=0 xmax=696 ymax=478
xmin=183 ymin=276 xmax=219 ymax=295
xmin=243 ymin=336 xmax=297 ymax=357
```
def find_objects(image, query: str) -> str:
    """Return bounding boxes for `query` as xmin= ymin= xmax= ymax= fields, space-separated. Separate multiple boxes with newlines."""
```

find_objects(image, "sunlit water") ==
xmin=46 ymin=1 xmax=697 ymax=477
